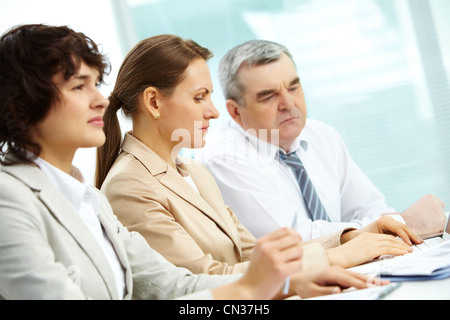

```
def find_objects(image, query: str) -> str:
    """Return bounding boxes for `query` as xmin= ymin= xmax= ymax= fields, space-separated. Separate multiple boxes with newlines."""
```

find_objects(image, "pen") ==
xmin=283 ymin=211 xmax=299 ymax=295
xmin=376 ymin=282 xmax=402 ymax=300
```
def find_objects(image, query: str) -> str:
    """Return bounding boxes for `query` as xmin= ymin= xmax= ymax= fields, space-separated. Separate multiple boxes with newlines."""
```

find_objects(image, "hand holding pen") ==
xmin=238 ymin=227 xmax=303 ymax=299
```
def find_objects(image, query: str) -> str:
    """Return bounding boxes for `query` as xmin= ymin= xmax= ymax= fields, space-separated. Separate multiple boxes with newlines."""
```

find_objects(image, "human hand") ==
xmin=290 ymin=266 xmax=389 ymax=299
xmin=341 ymin=215 xmax=422 ymax=246
xmin=232 ymin=228 xmax=303 ymax=300
xmin=401 ymin=194 xmax=446 ymax=237
xmin=327 ymin=232 xmax=414 ymax=268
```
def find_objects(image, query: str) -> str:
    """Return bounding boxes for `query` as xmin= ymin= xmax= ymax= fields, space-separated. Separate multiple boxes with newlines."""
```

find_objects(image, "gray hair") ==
xmin=218 ymin=40 xmax=295 ymax=106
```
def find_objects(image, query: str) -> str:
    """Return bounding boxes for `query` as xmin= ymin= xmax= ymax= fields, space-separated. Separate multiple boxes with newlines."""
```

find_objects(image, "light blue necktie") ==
xmin=279 ymin=150 xmax=331 ymax=222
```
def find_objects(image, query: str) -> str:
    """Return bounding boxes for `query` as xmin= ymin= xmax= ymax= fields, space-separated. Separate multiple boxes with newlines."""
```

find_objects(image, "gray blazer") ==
xmin=0 ymin=161 xmax=238 ymax=300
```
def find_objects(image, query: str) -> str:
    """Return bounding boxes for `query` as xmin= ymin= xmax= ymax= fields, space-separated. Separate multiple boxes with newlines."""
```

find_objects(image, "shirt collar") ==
xmin=34 ymin=157 xmax=97 ymax=214
xmin=230 ymin=120 xmax=309 ymax=161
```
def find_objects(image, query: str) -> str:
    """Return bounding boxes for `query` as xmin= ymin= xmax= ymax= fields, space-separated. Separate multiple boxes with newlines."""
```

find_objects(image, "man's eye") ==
xmin=262 ymin=94 xmax=275 ymax=102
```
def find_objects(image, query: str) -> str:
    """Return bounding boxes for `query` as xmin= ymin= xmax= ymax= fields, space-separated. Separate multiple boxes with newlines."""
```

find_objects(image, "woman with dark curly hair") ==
xmin=0 ymin=24 xmax=309 ymax=300
xmin=0 ymin=24 xmax=109 ymax=166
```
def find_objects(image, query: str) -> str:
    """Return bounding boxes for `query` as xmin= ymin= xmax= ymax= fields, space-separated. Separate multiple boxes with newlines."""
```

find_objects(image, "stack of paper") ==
xmin=350 ymin=241 xmax=450 ymax=282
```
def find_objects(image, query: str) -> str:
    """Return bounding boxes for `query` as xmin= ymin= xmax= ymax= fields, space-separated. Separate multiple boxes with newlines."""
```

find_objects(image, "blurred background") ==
xmin=1 ymin=0 xmax=449 ymax=212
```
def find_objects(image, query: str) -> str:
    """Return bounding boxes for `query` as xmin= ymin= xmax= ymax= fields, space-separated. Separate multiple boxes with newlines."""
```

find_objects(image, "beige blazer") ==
xmin=102 ymin=133 xmax=344 ymax=275
xmin=0 ymin=158 xmax=237 ymax=300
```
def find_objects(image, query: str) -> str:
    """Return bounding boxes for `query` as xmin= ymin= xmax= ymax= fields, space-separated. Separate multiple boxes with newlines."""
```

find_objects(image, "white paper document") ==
xmin=350 ymin=241 xmax=450 ymax=278
xmin=306 ymin=283 xmax=402 ymax=300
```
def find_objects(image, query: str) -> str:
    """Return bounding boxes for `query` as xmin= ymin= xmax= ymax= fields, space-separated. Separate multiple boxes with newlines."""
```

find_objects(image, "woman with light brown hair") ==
xmin=95 ymin=34 xmax=401 ymax=298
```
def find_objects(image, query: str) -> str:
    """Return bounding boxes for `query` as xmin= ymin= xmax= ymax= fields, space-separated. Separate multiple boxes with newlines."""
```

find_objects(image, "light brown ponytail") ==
xmin=95 ymin=93 xmax=122 ymax=188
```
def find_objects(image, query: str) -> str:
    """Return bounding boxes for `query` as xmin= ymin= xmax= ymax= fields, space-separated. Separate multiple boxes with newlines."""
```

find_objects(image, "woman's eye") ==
xmin=194 ymin=97 xmax=204 ymax=102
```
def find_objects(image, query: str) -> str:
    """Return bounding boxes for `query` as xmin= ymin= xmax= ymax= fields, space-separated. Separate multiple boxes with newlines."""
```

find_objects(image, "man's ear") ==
xmin=226 ymin=99 xmax=244 ymax=127
xmin=142 ymin=87 xmax=161 ymax=120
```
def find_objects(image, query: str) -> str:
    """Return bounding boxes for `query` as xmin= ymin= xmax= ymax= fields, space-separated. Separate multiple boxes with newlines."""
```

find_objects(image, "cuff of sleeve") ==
xmin=302 ymin=243 xmax=330 ymax=272
xmin=306 ymin=228 xmax=356 ymax=248
xmin=386 ymin=213 xmax=406 ymax=225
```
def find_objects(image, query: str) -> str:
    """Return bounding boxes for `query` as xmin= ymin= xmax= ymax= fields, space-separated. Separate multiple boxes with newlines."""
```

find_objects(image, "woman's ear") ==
xmin=142 ymin=87 xmax=161 ymax=120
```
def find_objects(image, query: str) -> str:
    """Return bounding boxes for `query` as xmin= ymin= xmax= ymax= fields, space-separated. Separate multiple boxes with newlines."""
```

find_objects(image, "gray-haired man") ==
xmin=197 ymin=40 xmax=446 ymax=241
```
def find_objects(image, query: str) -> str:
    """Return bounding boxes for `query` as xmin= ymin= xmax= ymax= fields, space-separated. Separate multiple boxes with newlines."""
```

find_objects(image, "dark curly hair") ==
xmin=0 ymin=24 xmax=110 ymax=165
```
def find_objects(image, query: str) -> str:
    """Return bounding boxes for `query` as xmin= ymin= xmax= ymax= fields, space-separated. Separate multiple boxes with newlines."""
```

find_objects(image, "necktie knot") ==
xmin=278 ymin=150 xmax=304 ymax=171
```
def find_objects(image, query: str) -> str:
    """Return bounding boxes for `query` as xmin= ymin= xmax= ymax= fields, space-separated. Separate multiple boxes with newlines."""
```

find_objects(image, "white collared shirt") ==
xmin=177 ymin=164 xmax=200 ymax=194
xmin=197 ymin=119 xmax=401 ymax=240
xmin=35 ymin=158 xmax=126 ymax=298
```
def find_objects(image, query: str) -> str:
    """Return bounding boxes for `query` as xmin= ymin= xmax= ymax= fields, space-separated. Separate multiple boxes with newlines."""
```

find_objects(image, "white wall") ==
xmin=0 ymin=0 xmax=126 ymax=184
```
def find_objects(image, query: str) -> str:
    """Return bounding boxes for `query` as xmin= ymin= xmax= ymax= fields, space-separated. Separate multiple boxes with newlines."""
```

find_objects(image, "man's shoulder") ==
xmin=302 ymin=118 xmax=344 ymax=145
xmin=207 ymin=120 xmax=242 ymax=141
xmin=197 ymin=120 xmax=245 ymax=162
xmin=304 ymin=118 xmax=338 ymax=134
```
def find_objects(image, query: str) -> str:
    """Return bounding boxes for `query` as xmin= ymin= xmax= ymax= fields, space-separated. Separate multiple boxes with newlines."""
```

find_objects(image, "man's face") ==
xmin=230 ymin=53 xmax=307 ymax=152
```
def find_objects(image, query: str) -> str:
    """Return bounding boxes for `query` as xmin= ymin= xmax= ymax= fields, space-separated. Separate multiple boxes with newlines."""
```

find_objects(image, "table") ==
xmin=384 ymin=277 xmax=450 ymax=300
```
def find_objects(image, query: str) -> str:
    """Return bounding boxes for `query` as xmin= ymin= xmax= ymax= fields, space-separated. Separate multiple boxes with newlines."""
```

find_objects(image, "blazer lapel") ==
xmin=121 ymin=133 xmax=240 ymax=247
xmin=158 ymin=163 xmax=225 ymax=221
xmin=96 ymin=195 xmax=132 ymax=299
xmin=4 ymin=163 xmax=121 ymax=300
xmin=180 ymin=161 xmax=242 ymax=248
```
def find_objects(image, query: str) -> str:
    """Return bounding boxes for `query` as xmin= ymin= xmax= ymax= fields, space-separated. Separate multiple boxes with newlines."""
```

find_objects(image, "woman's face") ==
xmin=31 ymin=61 xmax=109 ymax=159
xmin=158 ymin=58 xmax=220 ymax=150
